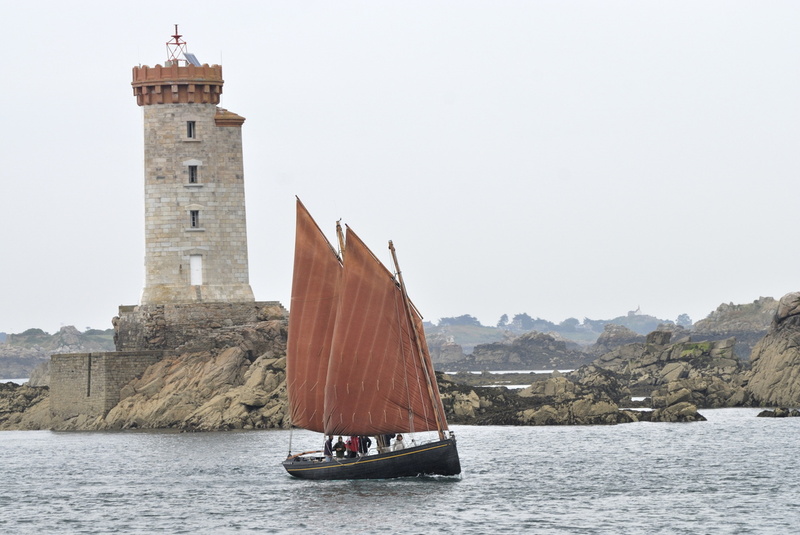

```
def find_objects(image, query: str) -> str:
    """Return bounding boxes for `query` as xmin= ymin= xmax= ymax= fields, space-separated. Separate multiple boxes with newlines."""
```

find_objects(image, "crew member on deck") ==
xmin=346 ymin=436 xmax=359 ymax=458
xmin=333 ymin=436 xmax=346 ymax=458
xmin=358 ymin=435 xmax=372 ymax=456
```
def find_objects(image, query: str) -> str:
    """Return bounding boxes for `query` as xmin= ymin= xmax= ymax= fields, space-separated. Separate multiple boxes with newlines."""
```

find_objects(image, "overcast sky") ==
xmin=1 ymin=1 xmax=798 ymax=333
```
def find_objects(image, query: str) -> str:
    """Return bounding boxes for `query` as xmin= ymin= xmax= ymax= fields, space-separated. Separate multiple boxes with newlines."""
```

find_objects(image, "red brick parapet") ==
xmin=132 ymin=63 xmax=224 ymax=106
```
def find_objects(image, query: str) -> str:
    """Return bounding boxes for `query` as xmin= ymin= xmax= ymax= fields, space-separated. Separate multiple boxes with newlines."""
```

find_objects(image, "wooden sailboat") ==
xmin=282 ymin=199 xmax=461 ymax=480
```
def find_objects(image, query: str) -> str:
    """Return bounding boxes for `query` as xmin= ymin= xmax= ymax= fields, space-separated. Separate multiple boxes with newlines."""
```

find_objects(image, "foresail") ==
xmin=323 ymin=227 xmax=443 ymax=436
xmin=286 ymin=199 xmax=341 ymax=433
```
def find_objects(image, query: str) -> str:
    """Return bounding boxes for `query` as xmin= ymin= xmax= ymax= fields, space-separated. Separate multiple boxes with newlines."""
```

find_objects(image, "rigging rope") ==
xmin=286 ymin=412 xmax=294 ymax=456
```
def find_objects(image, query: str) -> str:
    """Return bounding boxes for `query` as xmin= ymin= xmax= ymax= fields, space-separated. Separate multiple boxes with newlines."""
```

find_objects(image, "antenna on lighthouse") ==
xmin=166 ymin=24 xmax=193 ymax=66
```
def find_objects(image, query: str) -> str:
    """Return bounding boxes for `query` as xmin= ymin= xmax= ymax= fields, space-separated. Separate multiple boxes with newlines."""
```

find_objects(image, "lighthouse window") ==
xmin=188 ymin=165 xmax=198 ymax=183
xmin=187 ymin=121 xmax=196 ymax=138
xmin=190 ymin=210 xmax=200 ymax=228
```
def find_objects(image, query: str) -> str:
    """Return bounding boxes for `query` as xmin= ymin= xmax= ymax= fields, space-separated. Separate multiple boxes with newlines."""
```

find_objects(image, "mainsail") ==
xmin=286 ymin=199 xmax=342 ymax=432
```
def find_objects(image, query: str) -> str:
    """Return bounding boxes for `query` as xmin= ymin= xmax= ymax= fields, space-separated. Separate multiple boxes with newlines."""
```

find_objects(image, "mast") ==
xmin=336 ymin=219 xmax=346 ymax=258
xmin=388 ymin=240 xmax=446 ymax=441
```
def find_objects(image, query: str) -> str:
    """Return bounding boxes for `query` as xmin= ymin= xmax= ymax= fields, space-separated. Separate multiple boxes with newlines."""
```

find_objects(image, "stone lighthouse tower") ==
xmin=131 ymin=27 xmax=254 ymax=304
xmin=48 ymin=29 xmax=285 ymax=422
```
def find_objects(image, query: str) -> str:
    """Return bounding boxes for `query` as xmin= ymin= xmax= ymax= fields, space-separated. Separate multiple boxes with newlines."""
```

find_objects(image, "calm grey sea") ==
xmin=1 ymin=408 xmax=798 ymax=534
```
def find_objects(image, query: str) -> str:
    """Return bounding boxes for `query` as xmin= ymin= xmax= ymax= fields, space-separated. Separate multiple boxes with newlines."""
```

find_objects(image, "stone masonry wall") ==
xmin=141 ymin=102 xmax=253 ymax=304
xmin=50 ymin=351 xmax=167 ymax=420
xmin=114 ymin=301 xmax=286 ymax=352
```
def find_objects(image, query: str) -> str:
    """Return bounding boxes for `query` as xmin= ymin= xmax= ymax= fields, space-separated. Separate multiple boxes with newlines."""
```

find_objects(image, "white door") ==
xmin=190 ymin=255 xmax=203 ymax=285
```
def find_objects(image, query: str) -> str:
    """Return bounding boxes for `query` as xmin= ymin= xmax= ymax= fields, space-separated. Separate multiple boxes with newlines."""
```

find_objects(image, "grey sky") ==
xmin=1 ymin=1 xmax=798 ymax=333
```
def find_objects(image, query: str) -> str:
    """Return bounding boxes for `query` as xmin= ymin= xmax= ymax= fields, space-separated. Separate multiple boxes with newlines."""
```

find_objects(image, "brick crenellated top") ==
xmin=132 ymin=63 xmax=224 ymax=106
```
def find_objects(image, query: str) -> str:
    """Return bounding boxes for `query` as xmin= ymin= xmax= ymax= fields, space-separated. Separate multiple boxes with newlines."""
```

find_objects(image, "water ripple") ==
xmin=1 ymin=409 xmax=799 ymax=533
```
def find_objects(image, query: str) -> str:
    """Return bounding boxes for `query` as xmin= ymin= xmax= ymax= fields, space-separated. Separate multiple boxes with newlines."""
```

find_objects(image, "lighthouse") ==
xmin=131 ymin=27 xmax=254 ymax=304
xmin=48 ymin=29 xmax=285 ymax=421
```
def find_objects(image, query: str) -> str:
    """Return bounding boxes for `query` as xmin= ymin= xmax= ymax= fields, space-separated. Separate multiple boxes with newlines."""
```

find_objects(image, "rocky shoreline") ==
xmin=3 ymin=292 xmax=800 ymax=432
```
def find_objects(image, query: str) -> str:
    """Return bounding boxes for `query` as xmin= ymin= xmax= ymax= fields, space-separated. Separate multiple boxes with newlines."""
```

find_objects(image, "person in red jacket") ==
xmin=345 ymin=436 xmax=359 ymax=458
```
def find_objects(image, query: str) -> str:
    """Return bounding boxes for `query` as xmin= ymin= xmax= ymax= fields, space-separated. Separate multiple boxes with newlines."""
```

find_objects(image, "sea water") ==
xmin=1 ymin=408 xmax=799 ymax=534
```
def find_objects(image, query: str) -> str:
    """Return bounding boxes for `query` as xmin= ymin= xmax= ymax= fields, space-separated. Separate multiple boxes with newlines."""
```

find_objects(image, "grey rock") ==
xmin=746 ymin=292 xmax=800 ymax=406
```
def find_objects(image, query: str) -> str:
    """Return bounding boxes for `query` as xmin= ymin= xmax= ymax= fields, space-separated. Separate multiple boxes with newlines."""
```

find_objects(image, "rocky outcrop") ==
xmin=0 ymin=382 xmax=51 ymax=430
xmin=426 ymin=331 xmax=466 ymax=365
xmin=516 ymin=373 xmax=633 ymax=425
xmin=649 ymin=376 xmax=748 ymax=410
xmin=694 ymin=297 xmax=777 ymax=333
xmin=61 ymin=319 xmax=290 ymax=431
xmin=439 ymin=370 xmax=705 ymax=425
xmin=691 ymin=297 xmax=777 ymax=360
xmin=756 ymin=408 xmax=800 ymax=417
xmin=27 ymin=361 xmax=49 ymax=387
xmin=570 ymin=366 xmax=706 ymax=422
xmin=445 ymin=331 xmax=592 ymax=371
xmin=587 ymin=324 xmax=645 ymax=357
xmin=649 ymin=401 xmax=706 ymax=423
xmin=589 ymin=330 xmax=749 ymax=407
xmin=99 ymin=350 xmax=288 ymax=431
xmin=745 ymin=292 xmax=800 ymax=406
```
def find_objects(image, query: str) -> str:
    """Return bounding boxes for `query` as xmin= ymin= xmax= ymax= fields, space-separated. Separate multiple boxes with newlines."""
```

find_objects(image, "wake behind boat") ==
xmin=282 ymin=199 xmax=461 ymax=480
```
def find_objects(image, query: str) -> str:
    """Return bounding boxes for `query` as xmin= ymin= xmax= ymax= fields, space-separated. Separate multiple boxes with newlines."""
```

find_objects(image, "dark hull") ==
xmin=282 ymin=438 xmax=461 ymax=480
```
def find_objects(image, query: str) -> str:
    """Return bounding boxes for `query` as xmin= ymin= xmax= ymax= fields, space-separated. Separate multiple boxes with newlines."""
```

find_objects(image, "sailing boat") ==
xmin=282 ymin=199 xmax=461 ymax=480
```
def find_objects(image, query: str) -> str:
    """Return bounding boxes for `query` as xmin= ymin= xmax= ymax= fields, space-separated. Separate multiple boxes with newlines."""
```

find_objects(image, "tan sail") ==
xmin=286 ymin=199 xmax=342 ymax=433
xmin=323 ymin=227 xmax=447 ymax=436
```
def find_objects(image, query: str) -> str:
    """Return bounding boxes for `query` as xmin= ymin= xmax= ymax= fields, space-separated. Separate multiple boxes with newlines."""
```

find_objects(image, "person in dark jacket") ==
xmin=358 ymin=436 xmax=372 ymax=456
xmin=324 ymin=435 xmax=333 ymax=461
xmin=333 ymin=436 xmax=346 ymax=459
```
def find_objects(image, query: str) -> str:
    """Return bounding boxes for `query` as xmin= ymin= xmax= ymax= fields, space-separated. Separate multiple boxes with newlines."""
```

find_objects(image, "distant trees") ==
xmin=20 ymin=328 xmax=47 ymax=336
xmin=497 ymin=313 xmax=561 ymax=333
xmin=559 ymin=317 xmax=580 ymax=332
xmin=438 ymin=314 xmax=482 ymax=327
xmin=511 ymin=313 xmax=535 ymax=331
xmin=436 ymin=310 xmax=692 ymax=335
xmin=84 ymin=329 xmax=112 ymax=335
